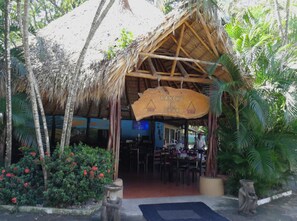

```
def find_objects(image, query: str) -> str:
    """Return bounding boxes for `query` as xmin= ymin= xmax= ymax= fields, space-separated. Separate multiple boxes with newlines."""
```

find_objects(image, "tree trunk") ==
xmin=60 ymin=0 xmax=115 ymax=150
xmin=33 ymin=76 xmax=51 ymax=155
xmin=16 ymin=2 xmax=50 ymax=155
xmin=205 ymin=112 xmax=218 ymax=177
xmin=284 ymin=0 xmax=290 ymax=44
xmin=21 ymin=0 xmax=48 ymax=189
xmin=4 ymin=0 xmax=12 ymax=168
xmin=274 ymin=0 xmax=285 ymax=40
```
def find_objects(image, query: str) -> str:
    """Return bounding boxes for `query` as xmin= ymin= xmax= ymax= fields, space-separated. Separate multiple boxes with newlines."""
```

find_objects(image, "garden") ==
xmin=0 ymin=144 xmax=113 ymax=207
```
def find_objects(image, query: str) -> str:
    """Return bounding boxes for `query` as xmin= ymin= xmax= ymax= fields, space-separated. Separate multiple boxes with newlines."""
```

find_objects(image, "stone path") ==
xmin=0 ymin=193 xmax=296 ymax=221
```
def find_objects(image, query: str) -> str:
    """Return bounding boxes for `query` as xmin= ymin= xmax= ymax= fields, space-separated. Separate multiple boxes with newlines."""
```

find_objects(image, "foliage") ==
xmin=218 ymin=103 xmax=297 ymax=197
xmin=0 ymin=144 xmax=113 ymax=207
xmin=0 ymin=93 xmax=36 ymax=148
xmin=0 ymin=146 xmax=44 ymax=206
xmin=44 ymin=144 xmax=113 ymax=207
xmin=216 ymin=0 xmax=297 ymax=196
xmin=105 ymin=28 xmax=134 ymax=60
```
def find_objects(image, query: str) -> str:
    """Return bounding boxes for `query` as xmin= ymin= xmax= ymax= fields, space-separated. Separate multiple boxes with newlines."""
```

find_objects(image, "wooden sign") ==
xmin=131 ymin=87 xmax=209 ymax=121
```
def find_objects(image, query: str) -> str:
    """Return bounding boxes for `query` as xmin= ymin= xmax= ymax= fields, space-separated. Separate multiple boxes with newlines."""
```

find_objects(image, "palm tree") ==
xmin=206 ymin=54 xmax=267 ymax=177
xmin=4 ymin=0 xmax=12 ymax=167
xmin=60 ymin=0 xmax=115 ymax=150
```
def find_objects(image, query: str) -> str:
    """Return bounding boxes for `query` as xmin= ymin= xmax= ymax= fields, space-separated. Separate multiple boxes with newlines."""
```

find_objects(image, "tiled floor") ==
xmin=120 ymin=171 xmax=200 ymax=198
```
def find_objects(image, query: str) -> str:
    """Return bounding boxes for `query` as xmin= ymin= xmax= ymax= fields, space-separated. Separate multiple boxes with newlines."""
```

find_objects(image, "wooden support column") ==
xmin=108 ymin=95 xmax=121 ymax=180
xmin=206 ymin=112 xmax=218 ymax=177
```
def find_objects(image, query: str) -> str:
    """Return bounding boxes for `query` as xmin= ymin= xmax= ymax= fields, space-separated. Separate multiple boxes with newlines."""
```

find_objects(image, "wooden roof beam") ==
xmin=176 ymin=61 xmax=189 ymax=78
xmin=147 ymin=58 xmax=157 ymax=76
xmin=184 ymin=21 xmax=216 ymax=57
xmin=140 ymin=52 xmax=220 ymax=66
xmin=169 ymin=35 xmax=208 ymax=75
xmin=171 ymin=24 xmax=185 ymax=76
xmin=197 ymin=12 xmax=219 ymax=58
xmin=126 ymin=71 xmax=212 ymax=84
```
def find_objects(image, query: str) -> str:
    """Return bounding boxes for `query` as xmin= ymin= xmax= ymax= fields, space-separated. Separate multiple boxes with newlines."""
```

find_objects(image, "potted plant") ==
xmin=199 ymin=54 xmax=265 ymax=196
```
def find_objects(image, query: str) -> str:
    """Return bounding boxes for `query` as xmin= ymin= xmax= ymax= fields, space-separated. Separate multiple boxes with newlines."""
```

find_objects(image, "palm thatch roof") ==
xmin=29 ymin=0 xmax=232 ymax=118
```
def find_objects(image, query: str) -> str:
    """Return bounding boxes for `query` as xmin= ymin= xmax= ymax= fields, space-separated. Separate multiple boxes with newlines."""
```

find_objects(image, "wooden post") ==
xmin=205 ymin=112 xmax=218 ymax=177
xmin=108 ymin=96 xmax=121 ymax=180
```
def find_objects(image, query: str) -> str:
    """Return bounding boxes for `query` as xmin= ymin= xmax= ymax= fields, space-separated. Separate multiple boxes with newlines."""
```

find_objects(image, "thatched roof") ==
xmin=29 ymin=0 xmax=232 ymax=118
xmin=30 ymin=0 xmax=164 ymax=106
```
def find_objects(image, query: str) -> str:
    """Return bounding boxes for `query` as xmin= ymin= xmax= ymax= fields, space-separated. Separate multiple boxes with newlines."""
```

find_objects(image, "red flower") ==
xmin=6 ymin=173 xmax=12 ymax=177
xmin=13 ymin=167 xmax=18 ymax=171
xmin=2 ymin=169 xmax=5 ymax=174
xmin=24 ymin=168 xmax=30 ymax=174
xmin=99 ymin=173 xmax=104 ymax=178
xmin=72 ymin=162 xmax=77 ymax=167
xmin=83 ymin=170 xmax=87 ymax=176
xmin=107 ymin=169 xmax=110 ymax=173
xmin=30 ymin=152 xmax=36 ymax=157
xmin=0 ymin=175 xmax=3 ymax=181
xmin=91 ymin=166 xmax=98 ymax=171
xmin=11 ymin=197 xmax=17 ymax=204
xmin=24 ymin=182 xmax=29 ymax=188
xmin=89 ymin=171 xmax=95 ymax=179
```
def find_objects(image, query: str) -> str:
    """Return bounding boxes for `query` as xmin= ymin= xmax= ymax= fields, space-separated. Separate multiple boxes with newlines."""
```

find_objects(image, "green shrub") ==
xmin=44 ymin=144 xmax=113 ymax=207
xmin=0 ymin=144 xmax=113 ymax=207
xmin=0 ymin=146 xmax=44 ymax=206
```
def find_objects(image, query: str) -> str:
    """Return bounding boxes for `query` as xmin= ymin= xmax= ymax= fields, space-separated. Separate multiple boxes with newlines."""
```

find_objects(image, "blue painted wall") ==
xmin=154 ymin=122 xmax=164 ymax=149
xmin=121 ymin=120 xmax=151 ymax=140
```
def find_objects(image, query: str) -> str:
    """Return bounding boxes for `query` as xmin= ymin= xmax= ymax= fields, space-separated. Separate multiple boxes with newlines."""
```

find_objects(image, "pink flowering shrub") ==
xmin=44 ymin=144 xmax=113 ymax=207
xmin=0 ymin=144 xmax=113 ymax=207
xmin=0 ymin=146 xmax=44 ymax=206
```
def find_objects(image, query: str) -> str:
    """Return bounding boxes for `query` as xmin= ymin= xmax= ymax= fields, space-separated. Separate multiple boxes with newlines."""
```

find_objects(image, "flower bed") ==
xmin=0 ymin=144 xmax=113 ymax=208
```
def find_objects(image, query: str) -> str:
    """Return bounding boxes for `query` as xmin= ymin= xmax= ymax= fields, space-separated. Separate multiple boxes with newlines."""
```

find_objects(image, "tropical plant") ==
xmin=0 ymin=144 xmax=113 ymax=207
xmin=44 ymin=144 xmax=113 ymax=207
xmin=217 ymin=0 xmax=297 ymax=196
xmin=3 ymin=0 xmax=12 ymax=167
xmin=60 ymin=0 xmax=116 ymax=150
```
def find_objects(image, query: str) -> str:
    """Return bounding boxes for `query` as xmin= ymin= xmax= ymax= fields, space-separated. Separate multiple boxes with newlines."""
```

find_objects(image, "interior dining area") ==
xmin=118 ymin=119 xmax=207 ymax=198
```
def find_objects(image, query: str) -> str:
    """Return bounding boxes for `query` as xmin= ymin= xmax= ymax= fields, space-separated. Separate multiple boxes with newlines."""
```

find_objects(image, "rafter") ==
xmin=127 ymin=71 xmax=212 ymax=84
xmin=171 ymin=24 xmax=185 ymax=76
xmin=197 ymin=12 xmax=219 ymax=57
xmin=184 ymin=21 xmax=216 ymax=57
xmin=147 ymin=58 xmax=157 ymax=76
xmin=170 ymin=35 xmax=208 ymax=75
xmin=140 ymin=52 xmax=220 ymax=66
xmin=176 ymin=61 xmax=189 ymax=78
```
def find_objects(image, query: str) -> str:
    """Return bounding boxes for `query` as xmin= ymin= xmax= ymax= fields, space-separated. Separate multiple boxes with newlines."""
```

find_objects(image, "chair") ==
xmin=152 ymin=149 xmax=162 ymax=174
xmin=129 ymin=147 xmax=146 ymax=173
xmin=160 ymin=151 xmax=171 ymax=183
xmin=175 ymin=157 xmax=190 ymax=185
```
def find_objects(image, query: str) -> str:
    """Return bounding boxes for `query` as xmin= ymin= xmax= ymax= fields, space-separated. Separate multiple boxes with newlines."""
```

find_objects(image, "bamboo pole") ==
xmin=171 ymin=24 xmax=185 ymax=76
xmin=140 ymin=52 xmax=219 ymax=66
xmin=196 ymin=12 xmax=219 ymax=58
xmin=127 ymin=71 xmax=212 ymax=84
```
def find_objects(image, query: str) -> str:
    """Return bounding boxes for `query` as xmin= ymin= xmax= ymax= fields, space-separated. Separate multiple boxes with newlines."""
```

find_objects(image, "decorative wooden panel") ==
xmin=132 ymin=86 xmax=209 ymax=121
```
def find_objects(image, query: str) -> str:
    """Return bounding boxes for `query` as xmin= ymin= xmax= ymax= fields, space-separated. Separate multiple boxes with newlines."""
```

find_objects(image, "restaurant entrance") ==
xmin=118 ymin=119 xmax=206 ymax=198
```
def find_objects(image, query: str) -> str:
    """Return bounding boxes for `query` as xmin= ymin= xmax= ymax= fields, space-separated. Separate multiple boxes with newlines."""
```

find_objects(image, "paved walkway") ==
xmin=0 ymin=192 xmax=297 ymax=221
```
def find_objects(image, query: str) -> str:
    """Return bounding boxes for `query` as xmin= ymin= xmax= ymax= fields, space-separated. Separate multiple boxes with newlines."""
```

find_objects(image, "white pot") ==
xmin=199 ymin=176 xmax=224 ymax=196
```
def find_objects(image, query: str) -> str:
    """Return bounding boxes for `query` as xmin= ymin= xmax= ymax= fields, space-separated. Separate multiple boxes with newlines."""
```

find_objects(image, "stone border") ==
xmin=0 ymin=201 xmax=102 ymax=216
xmin=257 ymin=190 xmax=292 ymax=206
xmin=223 ymin=190 xmax=293 ymax=206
